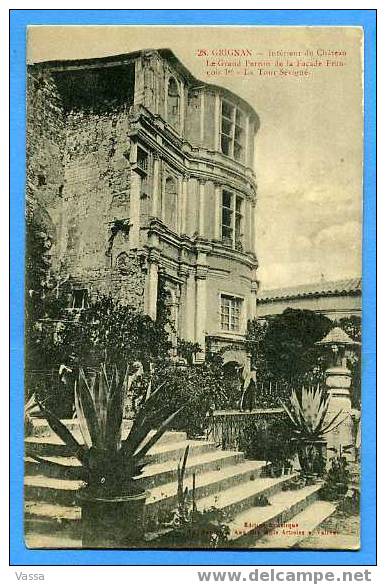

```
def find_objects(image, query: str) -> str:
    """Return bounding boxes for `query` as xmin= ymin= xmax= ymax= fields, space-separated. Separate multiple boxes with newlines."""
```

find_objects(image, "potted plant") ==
xmin=34 ymin=363 xmax=184 ymax=548
xmin=320 ymin=444 xmax=353 ymax=500
xmin=280 ymin=385 xmax=344 ymax=479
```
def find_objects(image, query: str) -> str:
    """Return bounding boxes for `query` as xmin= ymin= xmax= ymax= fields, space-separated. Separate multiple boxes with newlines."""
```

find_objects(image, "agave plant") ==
xmin=24 ymin=393 xmax=41 ymax=436
xmin=173 ymin=445 xmax=190 ymax=526
xmin=34 ymin=363 xmax=184 ymax=497
xmin=280 ymin=385 xmax=344 ymax=441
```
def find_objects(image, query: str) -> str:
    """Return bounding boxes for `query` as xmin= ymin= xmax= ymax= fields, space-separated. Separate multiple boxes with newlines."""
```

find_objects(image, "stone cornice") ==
xmin=129 ymin=106 xmax=257 ymax=200
xmin=147 ymin=219 xmax=258 ymax=271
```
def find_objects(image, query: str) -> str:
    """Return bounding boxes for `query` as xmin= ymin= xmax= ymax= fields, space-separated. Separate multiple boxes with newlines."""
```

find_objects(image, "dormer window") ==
xmin=220 ymin=100 xmax=245 ymax=162
xmin=167 ymin=77 xmax=180 ymax=129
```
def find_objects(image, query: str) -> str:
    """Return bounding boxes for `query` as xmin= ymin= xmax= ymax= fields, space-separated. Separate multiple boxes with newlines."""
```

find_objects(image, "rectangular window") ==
xmin=220 ymin=100 xmax=245 ymax=162
xmin=71 ymin=289 xmax=88 ymax=310
xmin=221 ymin=189 xmax=244 ymax=249
xmin=220 ymin=295 xmax=242 ymax=332
xmin=137 ymin=147 xmax=149 ymax=175
xmin=136 ymin=147 xmax=150 ymax=203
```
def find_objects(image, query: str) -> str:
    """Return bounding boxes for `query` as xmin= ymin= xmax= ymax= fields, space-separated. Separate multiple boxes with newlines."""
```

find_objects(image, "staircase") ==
xmin=24 ymin=420 xmax=335 ymax=549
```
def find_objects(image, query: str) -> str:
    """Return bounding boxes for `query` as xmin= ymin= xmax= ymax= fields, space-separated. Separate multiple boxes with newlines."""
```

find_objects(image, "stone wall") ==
xmin=27 ymin=65 xmax=146 ymax=311
xmin=61 ymin=108 xmax=132 ymax=273
xmin=26 ymin=71 xmax=66 ymax=241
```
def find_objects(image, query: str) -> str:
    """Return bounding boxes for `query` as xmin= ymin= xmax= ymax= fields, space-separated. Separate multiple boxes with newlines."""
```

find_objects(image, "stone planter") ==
xmin=296 ymin=439 xmax=327 ymax=478
xmin=78 ymin=489 xmax=148 ymax=548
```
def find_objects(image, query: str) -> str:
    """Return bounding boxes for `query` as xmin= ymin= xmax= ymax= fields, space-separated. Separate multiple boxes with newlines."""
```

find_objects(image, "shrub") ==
xmin=238 ymin=412 xmax=296 ymax=471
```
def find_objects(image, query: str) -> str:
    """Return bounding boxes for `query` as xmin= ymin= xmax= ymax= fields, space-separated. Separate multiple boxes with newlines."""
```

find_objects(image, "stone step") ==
xmin=28 ymin=419 xmax=187 ymax=445
xmin=25 ymin=501 xmax=81 ymax=541
xmin=227 ymin=484 xmax=322 ymax=545
xmin=25 ymin=448 xmax=246 ymax=487
xmin=25 ymin=456 xmax=84 ymax=480
xmin=24 ymin=458 xmax=267 ymax=518
xmin=24 ymin=474 xmax=325 ymax=549
xmin=143 ymin=440 xmax=217 ymax=465
xmin=25 ymin=437 xmax=215 ymax=464
xmin=25 ymin=476 xmax=84 ymax=507
xmin=28 ymin=418 xmax=80 ymax=438
xmin=25 ymin=530 xmax=82 ymax=549
xmin=195 ymin=473 xmax=298 ymax=519
xmin=24 ymin=460 xmax=270 ymax=541
xmin=141 ymin=449 xmax=247 ymax=488
xmin=253 ymin=500 xmax=337 ymax=549
xmin=145 ymin=460 xmax=267 ymax=525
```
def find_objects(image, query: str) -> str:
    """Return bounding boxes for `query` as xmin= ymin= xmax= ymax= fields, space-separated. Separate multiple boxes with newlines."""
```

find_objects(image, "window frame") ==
xmin=220 ymin=99 xmax=246 ymax=162
xmin=219 ymin=293 xmax=244 ymax=333
xmin=70 ymin=288 xmax=88 ymax=310
xmin=221 ymin=188 xmax=244 ymax=249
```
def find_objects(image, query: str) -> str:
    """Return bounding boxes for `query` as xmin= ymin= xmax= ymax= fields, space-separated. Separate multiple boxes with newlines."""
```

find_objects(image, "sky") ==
xmin=27 ymin=26 xmax=363 ymax=290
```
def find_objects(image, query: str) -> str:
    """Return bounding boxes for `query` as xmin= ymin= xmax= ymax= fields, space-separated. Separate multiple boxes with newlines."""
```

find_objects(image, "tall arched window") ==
xmin=167 ymin=77 xmax=180 ymax=128
xmin=163 ymin=176 xmax=178 ymax=230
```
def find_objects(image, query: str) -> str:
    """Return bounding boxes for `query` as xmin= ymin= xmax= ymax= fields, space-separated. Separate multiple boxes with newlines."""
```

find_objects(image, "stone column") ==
xmin=248 ymin=279 xmax=258 ymax=321
xmin=151 ymin=154 xmax=160 ymax=218
xmin=214 ymin=182 xmax=222 ymax=240
xmin=198 ymin=179 xmax=206 ymax=237
xmin=195 ymin=269 xmax=208 ymax=363
xmin=184 ymin=268 xmax=196 ymax=341
xmin=179 ymin=264 xmax=196 ymax=342
xmin=244 ymin=199 xmax=251 ymax=253
xmin=325 ymin=366 xmax=355 ymax=462
xmin=179 ymin=80 xmax=185 ymax=134
xmin=194 ymin=245 xmax=210 ymax=362
xmin=180 ymin=174 xmax=188 ymax=235
xmin=245 ymin=115 xmax=250 ymax=166
xmin=214 ymin=93 xmax=221 ymax=151
xmin=200 ymin=91 xmax=205 ymax=143
xmin=147 ymin=249 xmax=160 ymax=320
xmin=250 ymin=201 xmax=256 ymax=256
xmin=129 ymin=169 xmax=141 ymax=249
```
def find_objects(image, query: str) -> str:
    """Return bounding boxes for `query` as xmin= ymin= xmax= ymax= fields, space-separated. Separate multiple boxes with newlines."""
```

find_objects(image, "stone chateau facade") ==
xmin=27 ymin=49 xmax=259 ymax=364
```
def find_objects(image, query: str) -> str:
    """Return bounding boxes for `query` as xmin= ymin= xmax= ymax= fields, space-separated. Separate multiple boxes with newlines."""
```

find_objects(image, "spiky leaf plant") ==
xmin=280 ymin=385 xmax=344 ymax=441
xmin=174 ymin=445 xmax=190 ymax=526
xmin=34 ymin=363 xmax=184 ymax=497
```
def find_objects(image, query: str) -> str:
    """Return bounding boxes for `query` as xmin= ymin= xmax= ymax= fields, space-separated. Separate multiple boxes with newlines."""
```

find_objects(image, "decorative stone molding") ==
xmin=196 ymin=266 xmax=209 ymax=280
xmin=148 ymin=248 xmax=161 ymax=265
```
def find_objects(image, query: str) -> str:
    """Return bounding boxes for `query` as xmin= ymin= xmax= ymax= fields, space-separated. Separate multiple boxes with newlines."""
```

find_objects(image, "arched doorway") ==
xmin=221 ymin=360 xmax=243 ymax=410
xmin=221 ymin=350 xmax=251 ymax=410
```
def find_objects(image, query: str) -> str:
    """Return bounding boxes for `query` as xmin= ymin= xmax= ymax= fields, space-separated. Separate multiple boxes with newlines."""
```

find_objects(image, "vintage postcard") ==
xmin=24 ymin=25 xmax=363 ymax=550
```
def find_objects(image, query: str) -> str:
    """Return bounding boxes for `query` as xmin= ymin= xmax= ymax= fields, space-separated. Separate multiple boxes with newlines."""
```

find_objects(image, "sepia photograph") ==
xmin=24 ymin=25 xmax=363 ymax=551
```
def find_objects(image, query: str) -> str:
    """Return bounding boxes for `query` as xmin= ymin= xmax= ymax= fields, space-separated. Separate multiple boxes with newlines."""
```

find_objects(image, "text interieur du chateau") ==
xmin=196 ymin=47 xmax=348 ymax=78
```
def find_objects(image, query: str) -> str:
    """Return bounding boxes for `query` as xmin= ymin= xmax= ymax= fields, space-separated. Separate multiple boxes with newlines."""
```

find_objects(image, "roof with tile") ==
xmin=257 ymin=278 xmax=361 ymax=303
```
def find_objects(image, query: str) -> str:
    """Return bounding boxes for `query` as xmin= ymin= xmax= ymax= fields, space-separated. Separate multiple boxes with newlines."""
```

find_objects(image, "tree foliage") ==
xmin=247 ymin=309 xmax=333 ymax=385
xmin=338 ymin=315 xmax=361 ymax=407
xmin=56 ymin=294 xmax=172 ymax=373
xmin=149 ymin=356 xmax=230 ymax=438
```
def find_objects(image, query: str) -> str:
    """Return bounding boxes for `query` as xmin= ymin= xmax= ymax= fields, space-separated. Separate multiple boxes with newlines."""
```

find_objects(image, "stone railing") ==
xmin=207 ymin=408 xmax=284 ymax=452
